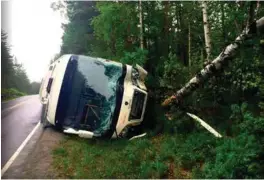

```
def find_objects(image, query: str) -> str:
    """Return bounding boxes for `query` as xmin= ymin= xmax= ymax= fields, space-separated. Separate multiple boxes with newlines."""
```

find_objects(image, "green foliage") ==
xmin=239 ymin=112 xmax=264 ymax=137
xmin=11 ymin=63 xmax=31 ymax=93
xmin=59 ymin=1 xmax=98 ymax=55
xmin=1 ymin=30 xmax=14 ymax=88
xmin=53 ymin=104 xmax=264 ymax=178
xmin=199 ymin=105 xmax=264 ymax=179
xmin=160 ymin=53 xmax=190 ymax=89
xmin=1 ymin=30 xmax=33 ymax=94
xmin=91 ymin=2 xmax=140 ymax=60
xmin=203 ymin=134 xmax=261 ymax=179
xmin=54 ymin=1 xmax=264 ymax=179
xmin=1 ymin=88 xmax=27 ymax=101
xmin=120 ymin=48 xmax=148 ymax=66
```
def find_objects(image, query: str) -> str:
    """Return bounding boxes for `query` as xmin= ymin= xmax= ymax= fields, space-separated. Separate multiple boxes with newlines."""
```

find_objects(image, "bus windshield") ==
xmin=61 ymin=55 xmax=123 ymax=136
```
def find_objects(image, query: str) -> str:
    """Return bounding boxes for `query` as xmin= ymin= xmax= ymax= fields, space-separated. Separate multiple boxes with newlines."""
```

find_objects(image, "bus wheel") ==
xmin=40 ymin=103 xmax=51 ymax=128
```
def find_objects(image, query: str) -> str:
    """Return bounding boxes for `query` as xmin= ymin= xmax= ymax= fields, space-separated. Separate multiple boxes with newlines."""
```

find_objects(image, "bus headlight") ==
xmin=131 ymin=68 xmax=139 ymax=86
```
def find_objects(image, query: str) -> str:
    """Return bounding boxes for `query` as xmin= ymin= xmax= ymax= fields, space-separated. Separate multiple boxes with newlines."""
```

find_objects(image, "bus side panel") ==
xmin=39 ymin=66 xmax=53 ymax=104
xmin=46 ymin=55 xmax=71 ymax=125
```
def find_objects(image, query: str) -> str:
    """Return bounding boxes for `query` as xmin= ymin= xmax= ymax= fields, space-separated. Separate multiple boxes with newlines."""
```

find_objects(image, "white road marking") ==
xmin=1 ymin=100 xmax=29 ymax=113
xmin=1 ymin=121 xmax=41 ymax=176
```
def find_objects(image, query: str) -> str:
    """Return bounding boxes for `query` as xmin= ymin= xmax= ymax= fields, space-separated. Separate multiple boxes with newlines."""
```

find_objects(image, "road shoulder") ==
xmin=1 ymin=95 xmax=37 ymax=111
xmin=2 ymin=126 xmax=64 ymax=179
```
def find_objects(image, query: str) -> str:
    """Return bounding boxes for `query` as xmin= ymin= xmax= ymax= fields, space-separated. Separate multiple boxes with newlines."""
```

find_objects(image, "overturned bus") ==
xmin=39 ymin=55 xmax=148 ymax=139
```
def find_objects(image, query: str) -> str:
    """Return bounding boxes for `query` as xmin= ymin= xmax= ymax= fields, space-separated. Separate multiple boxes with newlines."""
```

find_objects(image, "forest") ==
xmin=1 ymin=31 xmax=41 ymax=101
xmin=50 ymin=1 xmax=264 ymax=179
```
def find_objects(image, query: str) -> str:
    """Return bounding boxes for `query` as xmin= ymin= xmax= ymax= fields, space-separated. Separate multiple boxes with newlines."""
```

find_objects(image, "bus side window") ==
xmin=46 ymin=78 xmax=53 ymax=94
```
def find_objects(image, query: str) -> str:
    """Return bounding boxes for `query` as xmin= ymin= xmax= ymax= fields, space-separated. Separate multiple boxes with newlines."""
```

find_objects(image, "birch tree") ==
xmin=201 ymin=1 xmax=212 ymax=61
xmin=162 ymin=17 xmax=264 ymax=107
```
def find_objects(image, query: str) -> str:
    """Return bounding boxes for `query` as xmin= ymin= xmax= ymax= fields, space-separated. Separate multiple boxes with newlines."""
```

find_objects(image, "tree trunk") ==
xmin=125 ymin=23 xmax=132 ymax=51
xmin=162 ymin=17 xmax=264 ymax=107
xmin=163 ymin=1 xmax=169 ymax=58
xmin=188 ymin=22 xmax=191 ymax=67
xmin=111 ymin=25 xmax=116 ymax=56
xmin=201 ymin=1 xmax=212 ymax=61
xmin=247 ymin=1 xmax=256 ymax=27
xmin=139 ymin=0 xmax=144 ymax=49
xmin=221 ymin=2 xmax=226 ymax=44
xmin=176 ymin=3 xmax=188 ymax=65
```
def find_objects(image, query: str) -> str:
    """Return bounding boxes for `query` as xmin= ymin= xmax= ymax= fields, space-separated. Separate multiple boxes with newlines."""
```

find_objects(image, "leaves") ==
xmin=55 ymin=2 xmax=264 ymax=178
xmin=1 ymin=30 xmax=31 ymax=94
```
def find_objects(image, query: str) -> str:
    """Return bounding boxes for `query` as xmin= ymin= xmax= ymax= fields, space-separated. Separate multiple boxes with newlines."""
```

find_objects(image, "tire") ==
xmin=40 ymin=103 xmax=51 ymax=128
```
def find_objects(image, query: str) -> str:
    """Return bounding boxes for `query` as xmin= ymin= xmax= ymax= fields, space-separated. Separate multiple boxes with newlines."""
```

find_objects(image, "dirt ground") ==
xmin=2 ymin=127 xmax=64 ymax=179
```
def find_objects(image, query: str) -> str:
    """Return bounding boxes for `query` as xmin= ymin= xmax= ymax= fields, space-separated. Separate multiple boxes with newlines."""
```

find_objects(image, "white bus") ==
xmin=39 ymin=55 xmax=148 ymax=139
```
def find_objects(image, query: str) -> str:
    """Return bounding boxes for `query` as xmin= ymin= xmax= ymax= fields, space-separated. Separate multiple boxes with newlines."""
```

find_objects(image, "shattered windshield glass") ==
xmin=63 ymin=56 xmax=123 ymax=136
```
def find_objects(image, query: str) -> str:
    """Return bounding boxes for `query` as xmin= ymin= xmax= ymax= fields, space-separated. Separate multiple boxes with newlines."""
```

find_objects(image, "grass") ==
xmin=52 ymin=131 xmax=214 ymax=179
xmin=52 ymin=121 xmax=264 ymax=179
xmin=52 ymin=102 xmax=264 ymax=179
xmin=1 ymin=88 xmax=26 ymax=102
xmin=51 ymin=102 xmax=215 ymax=179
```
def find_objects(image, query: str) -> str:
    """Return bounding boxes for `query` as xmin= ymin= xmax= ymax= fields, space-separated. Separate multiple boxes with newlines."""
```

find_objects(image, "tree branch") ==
xmin=162 ymin=17 xmax=264 ymax=107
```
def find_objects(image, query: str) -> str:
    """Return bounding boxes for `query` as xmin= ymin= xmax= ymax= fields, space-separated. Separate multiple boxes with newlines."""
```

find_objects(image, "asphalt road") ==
xmin=1 ymin=95 xmax=42 ymax=168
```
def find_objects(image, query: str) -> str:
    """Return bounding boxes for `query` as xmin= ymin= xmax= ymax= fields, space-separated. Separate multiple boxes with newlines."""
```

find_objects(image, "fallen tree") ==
xmin=162 ymin=17 xmax=264 ymax=107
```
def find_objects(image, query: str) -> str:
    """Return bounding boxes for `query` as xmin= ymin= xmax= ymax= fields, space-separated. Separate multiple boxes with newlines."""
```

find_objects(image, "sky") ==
xmin=1 ymin=0 xmax=64 ymax=82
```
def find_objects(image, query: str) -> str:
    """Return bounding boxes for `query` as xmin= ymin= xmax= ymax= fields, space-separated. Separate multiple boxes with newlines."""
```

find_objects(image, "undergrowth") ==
xmin=52 ymin=101 xmax=264 ymax=179
xmin=1 ymin=88 xmax=26 ymax=101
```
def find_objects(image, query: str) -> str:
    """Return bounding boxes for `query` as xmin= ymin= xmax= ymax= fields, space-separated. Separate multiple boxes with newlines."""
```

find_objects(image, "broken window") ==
xmin=62 ymin=56 xmax=123 ymax=136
